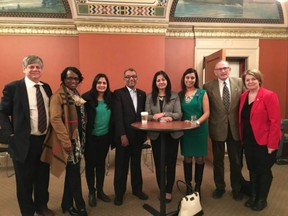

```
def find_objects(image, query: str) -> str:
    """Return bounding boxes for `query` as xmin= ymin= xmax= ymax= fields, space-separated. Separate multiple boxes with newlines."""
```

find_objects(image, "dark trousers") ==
xmin=151 ymin=134 xmax=179 ymax=193
xmin=13 ymin=135 xmax=50 ymax=216
xmin=84 ymin=134 xmax=110 ymax=194
xmin=244 ymin=141 xmax=276 ymax=181
xmin=61 ymin=160 xmax=86 ymax=210
xmin=212 ymin=127 xmax=242 ymax=192
xmin=114 ymin=140 xmax=143 ymax=198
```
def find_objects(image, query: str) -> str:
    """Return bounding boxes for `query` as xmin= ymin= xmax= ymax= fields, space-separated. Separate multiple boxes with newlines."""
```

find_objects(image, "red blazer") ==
xmin=239 ymin=87 xmax=281 ymax=149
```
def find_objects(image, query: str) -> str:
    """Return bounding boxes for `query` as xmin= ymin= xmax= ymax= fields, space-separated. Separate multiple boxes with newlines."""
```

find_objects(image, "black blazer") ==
xmin=0 ymin=78 xmax=52 ymax=162
xmin=113 ymin=87 xmax=146 ymax=146
xmin=82 ymin=91 xmax=114 ymax=148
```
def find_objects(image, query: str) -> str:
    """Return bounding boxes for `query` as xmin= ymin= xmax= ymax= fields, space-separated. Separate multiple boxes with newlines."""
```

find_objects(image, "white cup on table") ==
xmin=141 ymin=112 xmax=148 ymax=124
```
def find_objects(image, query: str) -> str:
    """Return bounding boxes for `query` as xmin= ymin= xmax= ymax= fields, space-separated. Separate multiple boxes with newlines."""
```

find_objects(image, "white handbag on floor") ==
xmin=176 ymin=180 xmax=204 ymax=216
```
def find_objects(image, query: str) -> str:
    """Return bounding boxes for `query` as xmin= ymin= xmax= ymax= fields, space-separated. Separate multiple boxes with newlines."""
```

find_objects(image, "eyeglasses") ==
xmin=215 ymin=67 xmax=230 ymax=71
xmin=124 ymin=75 xmax=137 ymax=79
xmin=66 ymin=77 xmax=80 ymax=81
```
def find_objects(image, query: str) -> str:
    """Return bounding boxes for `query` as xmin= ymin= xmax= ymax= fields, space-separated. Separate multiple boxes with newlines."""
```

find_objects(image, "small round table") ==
xmin=131 ymin=121 xmax=199 ymax=216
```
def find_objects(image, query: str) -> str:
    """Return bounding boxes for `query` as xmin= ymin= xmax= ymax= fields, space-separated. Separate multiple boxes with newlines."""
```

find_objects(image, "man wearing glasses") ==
xmin=203 ymin=60 xmax=244 ymax=201
xmin=113 ymin=68 xmax=148 ymax=205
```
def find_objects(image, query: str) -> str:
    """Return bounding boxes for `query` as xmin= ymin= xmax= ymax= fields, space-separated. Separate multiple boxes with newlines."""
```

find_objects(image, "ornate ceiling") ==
xmin=0 ymin=0 xmax=287 ymax=38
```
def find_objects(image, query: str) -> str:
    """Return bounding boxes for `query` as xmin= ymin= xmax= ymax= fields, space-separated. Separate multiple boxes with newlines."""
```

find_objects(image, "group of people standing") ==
xmin=0 ymin=55 xmax=281 ymax=216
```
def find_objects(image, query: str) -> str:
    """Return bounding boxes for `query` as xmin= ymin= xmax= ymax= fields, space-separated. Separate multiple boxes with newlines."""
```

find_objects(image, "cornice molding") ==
xmin=0 ymin=22 xmax=287 ymax=39
xmin=75 ymin=22 xmax=167 ymax=34
xmin=0 ymin=23 xmax=78 ymax=36
xmin=166 ymin=26 xmax=288 ymax=39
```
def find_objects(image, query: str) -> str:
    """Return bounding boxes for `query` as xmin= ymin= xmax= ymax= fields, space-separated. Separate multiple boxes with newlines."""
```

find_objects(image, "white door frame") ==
xmin=195 ymin=38 xmax=259 ymax=84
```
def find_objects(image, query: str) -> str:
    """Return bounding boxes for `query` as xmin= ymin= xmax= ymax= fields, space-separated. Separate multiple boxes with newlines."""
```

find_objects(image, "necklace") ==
xmin=185 ymin=95 xmax=193 ymax=103
xmin=158 ymin=96 xmax=165 ymax=101
xmin=185 ymin=89 xmax=197 ymax=103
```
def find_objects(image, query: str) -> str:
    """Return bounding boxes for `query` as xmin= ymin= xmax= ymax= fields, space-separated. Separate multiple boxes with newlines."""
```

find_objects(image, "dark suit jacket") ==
xmin=239 ymin=87 xmax=281 ymax=150
xmin=0 ymin=78 xmax=52 ymax=162
xmin=113 ymin=86 xmax=146 ymax=145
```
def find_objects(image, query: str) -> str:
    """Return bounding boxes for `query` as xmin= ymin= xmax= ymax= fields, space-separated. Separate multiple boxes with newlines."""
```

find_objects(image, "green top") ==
xmin=180 ymin=88 xmax=208 ymax=156
xmin=92 ymin=100 xmax=111 ymax=136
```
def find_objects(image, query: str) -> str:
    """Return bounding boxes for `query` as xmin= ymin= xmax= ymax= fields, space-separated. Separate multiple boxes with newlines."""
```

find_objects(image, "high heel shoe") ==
xmin=62 ymin=206 xmax=79 ymax=216
xmin=78 ymin=208 xmax=88 ymax=216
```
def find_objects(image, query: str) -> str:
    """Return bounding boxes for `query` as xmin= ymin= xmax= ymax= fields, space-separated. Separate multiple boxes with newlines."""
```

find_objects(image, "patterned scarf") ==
xmin=63 ymin=85 xmax=87 ymax=164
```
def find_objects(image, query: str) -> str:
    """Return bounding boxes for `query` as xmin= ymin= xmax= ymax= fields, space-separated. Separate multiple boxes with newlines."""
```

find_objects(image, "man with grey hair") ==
xmin=0 ymin=55 xmax=54 ymax=216
xmin=203 ymin=60 xmax=244 ymax=201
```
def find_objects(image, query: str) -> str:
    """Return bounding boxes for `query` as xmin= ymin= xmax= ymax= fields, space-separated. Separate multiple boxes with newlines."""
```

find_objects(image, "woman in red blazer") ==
xmin=239 ymin=69 xmax=281 ymax=212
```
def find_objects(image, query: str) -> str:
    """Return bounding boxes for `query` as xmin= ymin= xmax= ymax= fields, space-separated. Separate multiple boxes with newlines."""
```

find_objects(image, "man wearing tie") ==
xmin=203 ymin=60 xmax=244 ymax=201
xmin=113 ymin=68 xmax=148 ymax=205
xmin=0 ymin=55 xmax=54 ymax=216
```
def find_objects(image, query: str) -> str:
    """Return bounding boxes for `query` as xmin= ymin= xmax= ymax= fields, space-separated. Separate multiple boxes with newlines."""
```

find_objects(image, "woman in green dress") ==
xmin=179 ymin=68 xmax=209 ymax=197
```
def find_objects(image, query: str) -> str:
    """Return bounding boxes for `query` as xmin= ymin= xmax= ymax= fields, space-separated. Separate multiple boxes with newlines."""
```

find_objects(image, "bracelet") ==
xmin=196 ymin=121 xmax=200 ymax=125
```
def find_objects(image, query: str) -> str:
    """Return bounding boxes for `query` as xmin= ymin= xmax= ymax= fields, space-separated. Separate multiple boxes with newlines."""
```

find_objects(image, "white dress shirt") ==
xmin=25 ymin=76 xmax=49 ymax=135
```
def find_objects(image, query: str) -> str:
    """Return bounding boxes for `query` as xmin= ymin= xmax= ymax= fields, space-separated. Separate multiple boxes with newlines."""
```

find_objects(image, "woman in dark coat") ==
xmin=82 ymin=73 xmax=113 ymax=207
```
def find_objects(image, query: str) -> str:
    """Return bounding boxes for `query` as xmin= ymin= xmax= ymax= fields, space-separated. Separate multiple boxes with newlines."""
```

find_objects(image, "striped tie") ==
xmin=35 ymin=85 xmax=47 ymax=133
xmin=223 ymin=81 xmax=230 ymax=111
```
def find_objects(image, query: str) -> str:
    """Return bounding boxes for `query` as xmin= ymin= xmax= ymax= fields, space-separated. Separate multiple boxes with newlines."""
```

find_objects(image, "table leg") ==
xmin=159 ymin=132 xmax=166 ymax=214
xmin=142 ymin=132 xmax=167 ymax=216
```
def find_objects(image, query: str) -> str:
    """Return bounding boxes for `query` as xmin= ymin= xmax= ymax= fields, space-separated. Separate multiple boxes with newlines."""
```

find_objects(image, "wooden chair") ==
xmin=0 ymin=144 xmax=14 ymax=177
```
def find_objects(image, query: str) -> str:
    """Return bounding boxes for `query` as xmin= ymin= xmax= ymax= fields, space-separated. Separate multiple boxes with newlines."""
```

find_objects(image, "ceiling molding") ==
xmin=75 ymin=21 xmax=167 ymax=34
xmin=166 ymin=26 xmax=288 ymax=39
xmin=0 ymin=23 xmax=78 ymax=36
xmin=0 ymin=22 xmax=287 ymax=39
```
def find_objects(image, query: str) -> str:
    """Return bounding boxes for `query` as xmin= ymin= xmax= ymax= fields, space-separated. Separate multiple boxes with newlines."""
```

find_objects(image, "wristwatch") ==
xmin=196 ymin=121 xmax=200 ymax=126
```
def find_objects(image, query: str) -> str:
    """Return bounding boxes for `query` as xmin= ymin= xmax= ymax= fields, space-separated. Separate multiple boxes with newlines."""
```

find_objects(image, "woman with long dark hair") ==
xmin=82 ymin=74 xmax=113 ymax=207
xmin=145 ymin=70 xmax=183 ymax=202
xmin=179 ymin=68 xmax=209 ymax=197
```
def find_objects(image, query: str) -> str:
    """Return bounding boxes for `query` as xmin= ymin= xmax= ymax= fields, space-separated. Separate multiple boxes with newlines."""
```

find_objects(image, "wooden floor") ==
xmin=0 ymin=149 xmax=288 ymax=216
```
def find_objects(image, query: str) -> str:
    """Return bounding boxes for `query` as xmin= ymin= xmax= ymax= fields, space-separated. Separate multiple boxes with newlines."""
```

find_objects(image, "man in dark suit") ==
xmin=203 ymin=60 xmax=244 ymax=201
xmin=0 ymin=55 xmax=54 ymax=216
xmin=113 ymin=68 xmax=148 ymax=205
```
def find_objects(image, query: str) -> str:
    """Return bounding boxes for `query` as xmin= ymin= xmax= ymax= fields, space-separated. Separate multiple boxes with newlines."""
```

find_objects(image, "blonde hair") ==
xmin=242 ymin=69 xmax=263 ymax=88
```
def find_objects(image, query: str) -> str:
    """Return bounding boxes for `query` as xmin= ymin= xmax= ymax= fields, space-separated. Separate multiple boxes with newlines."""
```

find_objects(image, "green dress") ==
xmin=180 ymin=88 xmax=208 ymax=157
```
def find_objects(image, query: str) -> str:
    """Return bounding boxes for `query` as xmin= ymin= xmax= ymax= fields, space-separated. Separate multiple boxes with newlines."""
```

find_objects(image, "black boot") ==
xmin=183 ymin=161 xmax=193 ymax=195
xmin=244 ymin=172 xmax=257 ymax=208
xmin=88 ymin=192 xmax=96 ymax=207
xmin=194 ymin=163 xmax=204 ymax=198
xmin=97 ymin=190 xmax=112 ymax=202
xmin=252 ymin=174 xmax=272 ymax=211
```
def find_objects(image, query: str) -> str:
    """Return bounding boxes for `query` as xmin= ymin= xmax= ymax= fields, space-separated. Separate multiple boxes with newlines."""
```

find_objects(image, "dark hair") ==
xmin=89 ymin=73 xmax=112 ymax=109
xmin=151 ymin=70 xmax=172 ymax=105
xmin=179 ymin=68 xmax=199 ymax=102
xmin=61 ymin=67 xmax=84 ymax=83
xmin=123 ymin=68 xmax=137 ymax=76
